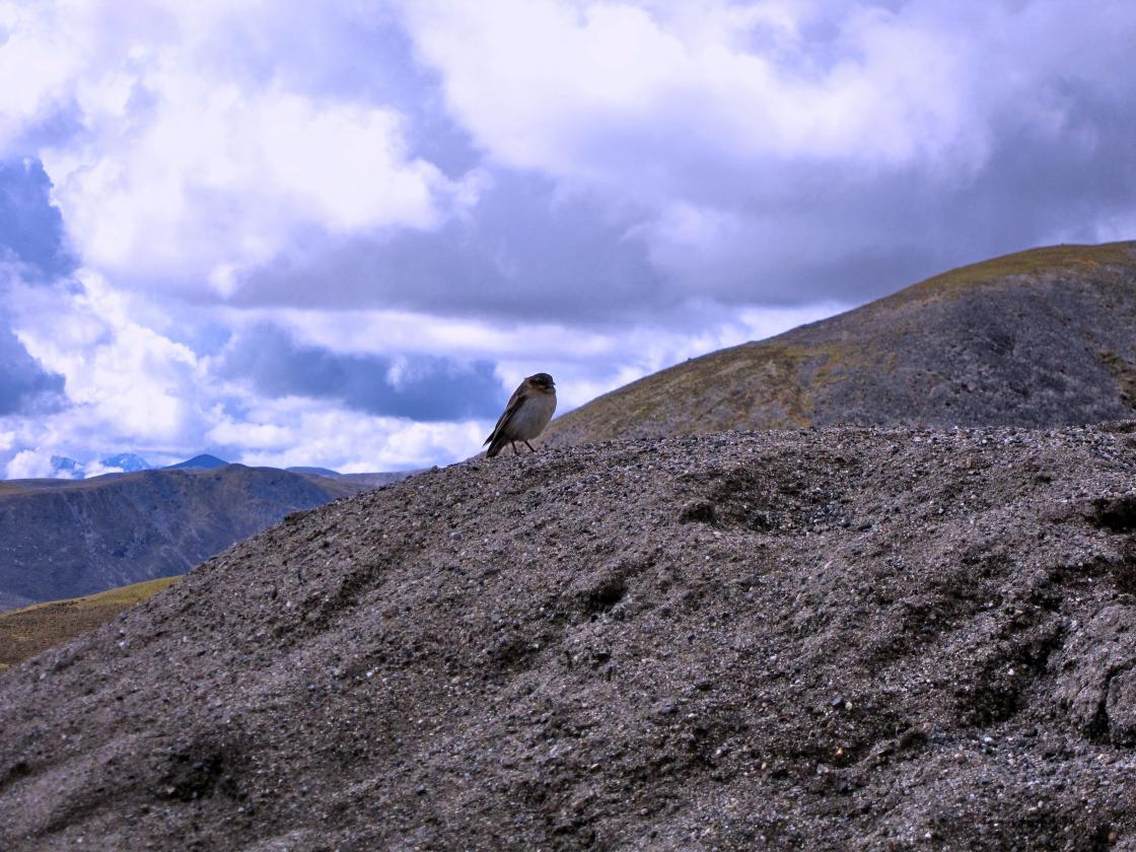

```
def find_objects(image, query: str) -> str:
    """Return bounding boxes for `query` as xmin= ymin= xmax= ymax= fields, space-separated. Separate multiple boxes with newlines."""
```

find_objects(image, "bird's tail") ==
xmin=485 ymin=435 xmax=505 ymax=458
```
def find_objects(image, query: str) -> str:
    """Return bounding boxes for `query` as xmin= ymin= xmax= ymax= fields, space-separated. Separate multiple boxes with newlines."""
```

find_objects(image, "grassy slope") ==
xmin=0 ymin=577 xmax=178 ymax=671
xmin=889 ymin=241 xmax=1136 ymax=306
xmin=545 ymin=241 xmax=1136 ymax=443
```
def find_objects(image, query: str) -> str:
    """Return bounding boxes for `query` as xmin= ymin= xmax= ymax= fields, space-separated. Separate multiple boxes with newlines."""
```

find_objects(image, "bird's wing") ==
xmin=484 ymin=383 xmax=528 ymax=445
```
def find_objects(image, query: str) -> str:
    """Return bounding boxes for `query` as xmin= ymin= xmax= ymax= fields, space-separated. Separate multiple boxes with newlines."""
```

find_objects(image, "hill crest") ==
xmin=546 ymin=241 xmax=1136 ymax=446
xmin=3 ymin=424 xmax=1136 ymax=848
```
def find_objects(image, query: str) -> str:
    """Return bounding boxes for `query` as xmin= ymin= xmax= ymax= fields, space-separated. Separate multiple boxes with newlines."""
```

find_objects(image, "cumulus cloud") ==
xmin=402 ymin=1 xmax=1129 ymax=188
xmin=9 ymin=0 xmax=1135 ymax=321
xmin=400 ymin=0 xmax=1136 ymax=305
xmin=4 ymin=448 xmax=57 ymax=479
xmin=43 ymin=88 xmax=475 ymax=297
xmin=206 ymin=398 xmax=488 ymax=472
xmin=2 ymin=0 xmax=484 ymax=300
xmin=402 ymin=0 xmax=984 ymax=176
xmin=0 ymin=276 xmax=505 ymax=472
xmin=10 ymin=271 xmax=206 ymax=445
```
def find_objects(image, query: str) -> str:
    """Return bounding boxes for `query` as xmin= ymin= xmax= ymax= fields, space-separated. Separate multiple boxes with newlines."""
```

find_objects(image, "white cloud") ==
xmin=82 ymin=460 xmax=125 ymax=478
xmin=398 ymin=0 xmax=1136 ymax=295
xmin=205 ymin=419 xmax=295 ymax=452
xmin=3 ymin=0 xmax=483 ymax=298
xmin=42 ymin=85 xmax=464 ymax=293
xmin=1 ymin=268 xmax=510 ymax=472
xmin=208 ymin=396 xmax=488 ymax=472
xmin=5 ymin=448 xmax=56 ymax=479
xmin=400 ymin=0 xmax=985 ymax=186
xmin=11 ymin=271 xmax=204 ymax=445
xmin=0 ymin=1 xmax=88 ymax=150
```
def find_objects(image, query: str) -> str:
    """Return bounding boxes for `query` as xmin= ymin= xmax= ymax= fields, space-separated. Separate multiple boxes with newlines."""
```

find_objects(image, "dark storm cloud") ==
xmin=0 ymin=322 xmax=64 ymax=416
xmin=0 ymin=157 xmax=71 ymax=416
xmin=222 ymin=69 xmax=1136 ymax=324
xmin=229 ymin=171 xmax=665 ymax=323
xmin=221 ymin=324 xmax=502 ymax=421
xmin=0 ymin=157 xmax=76 ymax=280
xmin=646 ymin=88 xmax=1136 ymax=310
xmin=762 ymin=83 xmax=1136 ymax=306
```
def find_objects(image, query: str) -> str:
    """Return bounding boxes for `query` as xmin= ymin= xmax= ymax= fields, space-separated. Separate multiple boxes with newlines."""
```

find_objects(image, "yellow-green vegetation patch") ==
xmin=550 ymin=336 xmax=880 ymax=442
xmin=889 ymin=241 xmax=1136 ymax=308
xmin=0 ymin=576 xmax=179 ymax=670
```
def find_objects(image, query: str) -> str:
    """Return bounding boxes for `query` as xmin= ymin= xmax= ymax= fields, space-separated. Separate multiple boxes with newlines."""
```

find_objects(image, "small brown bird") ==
xmin=484 ymin=372 xmax=557 ymax=458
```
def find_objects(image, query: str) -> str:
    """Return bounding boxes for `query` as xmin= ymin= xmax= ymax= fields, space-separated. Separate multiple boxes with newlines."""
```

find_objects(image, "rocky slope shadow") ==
xmin=2 ymin=425 xmax=1136 ymax=850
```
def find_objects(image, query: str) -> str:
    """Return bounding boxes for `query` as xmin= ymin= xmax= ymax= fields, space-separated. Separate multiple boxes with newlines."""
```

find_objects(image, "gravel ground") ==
xmin=2 ymin=424 xmax=1136 ymax=851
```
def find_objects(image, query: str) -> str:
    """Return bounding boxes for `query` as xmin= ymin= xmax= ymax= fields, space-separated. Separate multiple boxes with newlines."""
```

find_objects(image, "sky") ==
xmin=1 ymin=0 xmax=1134 ymax=476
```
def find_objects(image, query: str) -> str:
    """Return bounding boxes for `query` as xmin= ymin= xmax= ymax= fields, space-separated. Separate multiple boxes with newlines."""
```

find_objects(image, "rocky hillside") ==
xmin=547 ymin=242 xmax=1136 ymax=446
xmin=0 ymin=465 xmax=363 ymax=610
xmin=2 ymin=424 xmax=1136 ymax=849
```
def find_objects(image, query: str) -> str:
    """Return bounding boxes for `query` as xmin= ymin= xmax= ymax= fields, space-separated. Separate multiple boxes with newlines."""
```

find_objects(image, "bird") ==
xmin=484 ymin=372 xmax=557 ymax=458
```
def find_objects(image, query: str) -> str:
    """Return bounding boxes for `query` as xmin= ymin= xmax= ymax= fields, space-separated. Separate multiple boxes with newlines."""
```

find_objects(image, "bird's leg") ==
xmin=511 ymin=441 xmax=519 ymax=455
xmin=524 ymin=440 xmax=536 ymax=453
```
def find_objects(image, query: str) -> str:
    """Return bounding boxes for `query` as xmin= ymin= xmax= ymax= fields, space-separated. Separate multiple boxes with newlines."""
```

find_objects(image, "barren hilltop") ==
xmin=3 ymin=424 xmax=1136 ymax=850
xmin=547 ymin=242 xmax=1136 ymax=446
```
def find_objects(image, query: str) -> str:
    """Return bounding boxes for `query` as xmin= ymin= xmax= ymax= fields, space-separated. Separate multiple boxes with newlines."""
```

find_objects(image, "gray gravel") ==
xmin=2 ymin=424 xmax=1136 ymax=850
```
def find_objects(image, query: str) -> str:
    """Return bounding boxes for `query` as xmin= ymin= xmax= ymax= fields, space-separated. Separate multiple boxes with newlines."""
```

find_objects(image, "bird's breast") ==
xmin=509 ymin=393 xmax=556 ymax=439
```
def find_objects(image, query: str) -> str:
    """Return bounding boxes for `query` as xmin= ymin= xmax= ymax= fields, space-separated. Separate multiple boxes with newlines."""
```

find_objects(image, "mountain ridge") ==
xmin=0 ymin=465 xmax=367 ymax=609
xmin=165 ymin=454 xmax=229 ymax=470
xmin=546 ymin=241 xmax=1136 ymax=446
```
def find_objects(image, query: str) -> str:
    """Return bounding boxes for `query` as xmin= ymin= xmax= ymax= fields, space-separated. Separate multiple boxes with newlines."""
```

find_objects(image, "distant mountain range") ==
xmin=165 ymin=453 xmax=228 ymax=470
xmin=48 ymin=456 xmax=83 ymax=476
xmin=546 ymin=241 xmax=1136 ymax=445
xmin=47 ymin=453 xmax=151 ymax=478
xmin=162 ymin=457 xmax=410 ymax=486
xmin=0 ymin=463 xmax=409 ymax=611
xmin=101 ymin=452 xmax=151 ymax=472
xmin=28 ymin=452 xmax=397 ymax=481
